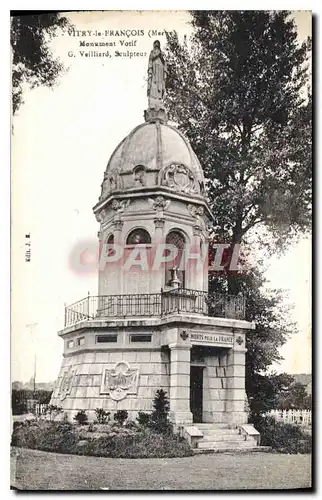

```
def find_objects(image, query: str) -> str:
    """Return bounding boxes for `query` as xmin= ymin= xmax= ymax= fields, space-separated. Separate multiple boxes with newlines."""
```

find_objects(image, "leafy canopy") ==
xmin=11 ymin=13 xmax=72 ymax=114
xmin=164 ymin=11 xmax=311 ymax=250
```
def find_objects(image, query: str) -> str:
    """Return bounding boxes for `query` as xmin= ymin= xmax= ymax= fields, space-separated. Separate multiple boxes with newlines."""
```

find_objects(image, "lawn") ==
xmin=11 ymin=447 xmax=312 ymax=490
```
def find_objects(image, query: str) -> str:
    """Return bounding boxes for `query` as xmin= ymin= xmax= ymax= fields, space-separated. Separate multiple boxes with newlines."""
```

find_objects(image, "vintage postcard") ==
xmin=11 ymin=10 xmax=312 ymax=491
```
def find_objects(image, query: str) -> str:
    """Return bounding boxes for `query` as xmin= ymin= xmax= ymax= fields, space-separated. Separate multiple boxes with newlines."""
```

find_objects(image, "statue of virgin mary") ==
xmin=147 ymin=40 xmax=167 ymax=108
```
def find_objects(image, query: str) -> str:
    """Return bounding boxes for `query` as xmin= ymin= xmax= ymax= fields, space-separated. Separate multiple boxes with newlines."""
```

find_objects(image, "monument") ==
xmin=50 ymin=43 xmax=258 ymax=447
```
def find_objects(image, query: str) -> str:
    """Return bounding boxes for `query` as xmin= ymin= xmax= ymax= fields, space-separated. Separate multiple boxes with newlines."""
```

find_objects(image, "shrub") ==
xmin=11 ymin=390 xmax=27 ymax=415
xmin=11 ymin=420 xmax=79 ymax=454
xmin=251 ymin=415 xmax=312 ymax=454
xmin=114 ymin=410 xmax=128 ymax=426
xmin=11 ymin=389 xmax=53 ymax=415
xmin=80 ymin=429 xmax=192 ymax=458
xmin=136 ymin=411 xmax=151 ymax=428
xmin=94 ymin=408 xmax=110 ymax=424
xmin=73 ymin=410 xmax=88 ymax=425
xmin=46 ymin=404 xmax=63 ymax=421
xmin=150 ymin=389 xmax=172 ymax=434
xmin=11 ymin=417 xmax=193 ymax=458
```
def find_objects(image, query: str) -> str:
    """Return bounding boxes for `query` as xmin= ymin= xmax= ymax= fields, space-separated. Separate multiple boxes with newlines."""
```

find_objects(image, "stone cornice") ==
xmin=93 ymin=187 xmax=215 ymax=222
xmin=58 ymin=314 xmax=255 ymax=337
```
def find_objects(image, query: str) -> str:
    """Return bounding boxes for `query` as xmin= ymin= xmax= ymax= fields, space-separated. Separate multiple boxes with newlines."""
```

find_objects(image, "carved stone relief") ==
xmin=100 ymin=361 xmax=140 ymax=401
xmin=188 ymin=204 xmax=204 ymax=218
xmin=59 ymin=368 xmax=74 ymax=401
xmin=148 ymin=195 xmax=171 ymax=211
xmin=111 ymin=199 xmax=131 ymax=213
xmin=100 ymin=170 xmax=119 ymax=200
xmin=159 ymin=163 xmax=199 ymax=194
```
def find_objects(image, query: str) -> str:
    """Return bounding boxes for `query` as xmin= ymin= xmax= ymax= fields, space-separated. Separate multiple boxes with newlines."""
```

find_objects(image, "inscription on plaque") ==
xmin=189 ymin=332 xmax=233 ymax=345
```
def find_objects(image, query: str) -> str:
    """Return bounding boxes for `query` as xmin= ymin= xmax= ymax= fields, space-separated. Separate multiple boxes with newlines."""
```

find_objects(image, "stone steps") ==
xmin=200 ymin=433 xmax=246 ymax=442
xmin=187 ymin=423 xmax=262 ymax=453
xmin=192 ymin=446 xmax=271 ymax=455
xmin=200 ymin=428 xmax=240 ymax=435
xmin=198 ymin=439 xmax=257 ymax=449
xmin=197 ymin=423 xmax=234 ymax=430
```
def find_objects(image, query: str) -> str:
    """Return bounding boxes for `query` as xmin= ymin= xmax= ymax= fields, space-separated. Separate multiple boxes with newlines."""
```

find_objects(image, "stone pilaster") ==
xmin=225 ymin=340 xmax=247 ymax=425
xmin=191 ymin=225 xmax=204 ymax=290
xmin=169 ymin=342 xmax=193 ymax=425
xmin=113 ymin=218 xmax=124 ymax=294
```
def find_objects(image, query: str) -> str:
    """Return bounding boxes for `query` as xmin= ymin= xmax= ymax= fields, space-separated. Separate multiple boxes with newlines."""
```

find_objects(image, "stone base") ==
xmin=227 ymin=411 xmax=248 ymax=426
xmin=170 ymin=411 xmax=193 ymax=426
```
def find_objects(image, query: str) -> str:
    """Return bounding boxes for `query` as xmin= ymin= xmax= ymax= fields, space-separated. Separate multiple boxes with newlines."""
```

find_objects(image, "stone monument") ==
xmin=50 ymin=43 xmax=258 ymax=449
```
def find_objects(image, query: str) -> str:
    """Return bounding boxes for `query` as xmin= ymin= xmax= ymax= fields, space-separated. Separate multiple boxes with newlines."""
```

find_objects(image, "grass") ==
xmin=11 ymin=447 xmax=312 ymax=491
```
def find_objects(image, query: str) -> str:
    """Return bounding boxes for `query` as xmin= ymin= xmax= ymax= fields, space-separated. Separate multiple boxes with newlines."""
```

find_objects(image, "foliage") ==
xmin=136 ymin=411 xmax=151 ymax=427
xmin=276 ymin=382 xmax=312 ymax=410
xmin=113 ymin=410 xmax=128 ymax=426
xmin=11 ymin=13 xmax=72 ymax=114
xmin=11 ymin=389 xmax=53 ymax=415
xmin=11 ymin=420 xmax=79 ymax=454
xmin=45 ymin=404 xmax=63 ymax=421
xmin=80 ymin=429 xmax=192 ymax=458
xmin=11 ymin=419 xmax=192 ymax=458
xmin=164 ymin=10 xmax=311 ymax=418
xmin=11 ymin=390 xmax=27 ymax=415
xmin=150 ymin=389 xmax=172 ymax=434
xmin=73 ymin=410 xmax=88 ymax=425
xmin=94 ymin=408 xmax=110 ymax=424
xmin=165 ymin=11 xmax=312 ymax=261
xmin=247 ymin=372 xmax=295 ymax=415
xmin=251 ymin=415 xmax=312 ymax=454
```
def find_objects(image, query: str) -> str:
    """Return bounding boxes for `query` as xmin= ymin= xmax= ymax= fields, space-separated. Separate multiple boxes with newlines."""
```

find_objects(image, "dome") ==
xmin=99 ymin=121 xmax=206 ymax=202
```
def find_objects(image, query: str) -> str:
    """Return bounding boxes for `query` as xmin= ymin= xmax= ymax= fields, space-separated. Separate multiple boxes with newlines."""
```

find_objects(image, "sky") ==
xmin=11 ymin=10 xmax=312 ymax=383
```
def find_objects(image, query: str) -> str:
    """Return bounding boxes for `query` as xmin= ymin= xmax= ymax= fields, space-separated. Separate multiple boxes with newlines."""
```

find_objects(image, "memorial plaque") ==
xmin=189 ymin=331 xmax=233 ymax=346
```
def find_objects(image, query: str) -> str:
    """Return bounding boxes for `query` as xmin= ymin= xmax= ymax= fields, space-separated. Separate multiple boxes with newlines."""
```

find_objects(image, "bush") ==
xmin=45 ymin=405 xmax=63 ymax=421
xmin=11 ymin=390 xmax=53 ymax=415
xmin=150 ymin=389 xmax=172 ymax=434
xmin=136 ymin=411 xmax=151 ymax=428
xmin=79 ymin=429 xmax=192 ymax=458
xmin=73 ymin=410 xmax=88 ymax=425
xmin=11 ymin=390 xmax=27 ymax=415
xmin=11 ymin=420 xmax=79 ymax=454
xmin=11 ymin=420 xmax=192 ymax=459
xmin=114 ymin=410 xmax=128 ymax=426
xmin=251 ymin=415 xmax=312 ymax=454
xmin=94 ymin=408 xmax=110 ymax=424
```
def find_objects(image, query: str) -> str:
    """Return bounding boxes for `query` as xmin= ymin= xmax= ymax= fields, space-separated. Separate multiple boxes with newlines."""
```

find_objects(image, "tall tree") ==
xmin=11 ymin=12 xmax=72 ymax=114
xmin=164 ymin=11 xmax=312 ymax=413
xmin=165 ymin=10 xmax=312 ymax=294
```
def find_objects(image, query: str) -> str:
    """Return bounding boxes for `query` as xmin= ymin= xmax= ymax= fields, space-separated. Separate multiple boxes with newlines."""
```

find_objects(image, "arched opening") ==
xmin=106 ymin=233 xmax=115 ymax=256
xmin=133 ymin=165 xmax=146 ymax=186
xmin=165 ymin=230 xmax=186 ymax=287
xmin=126 ymin=228 xmax=151 ymax=246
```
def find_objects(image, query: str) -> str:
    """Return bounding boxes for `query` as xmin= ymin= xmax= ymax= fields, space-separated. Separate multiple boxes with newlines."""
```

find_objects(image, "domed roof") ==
xmin=98 ymin=121 xmax=206 ymax=202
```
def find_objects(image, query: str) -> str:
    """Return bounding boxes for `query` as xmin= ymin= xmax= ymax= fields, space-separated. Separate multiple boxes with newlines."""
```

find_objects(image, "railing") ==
xmin=64 ymin=289 xmax=246 ymax=327
xmin=266 ymin=409 xmax=312 ymax=427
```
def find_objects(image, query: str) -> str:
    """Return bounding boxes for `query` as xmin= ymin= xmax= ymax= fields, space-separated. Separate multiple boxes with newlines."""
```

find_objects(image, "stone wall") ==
xmin=50 ymin=348 xmax=170 ymax=422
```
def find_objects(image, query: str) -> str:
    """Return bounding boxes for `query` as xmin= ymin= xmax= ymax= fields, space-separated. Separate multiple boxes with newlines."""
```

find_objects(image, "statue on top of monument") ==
xmin=147 ymin=40 xmax=167 ymax=108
